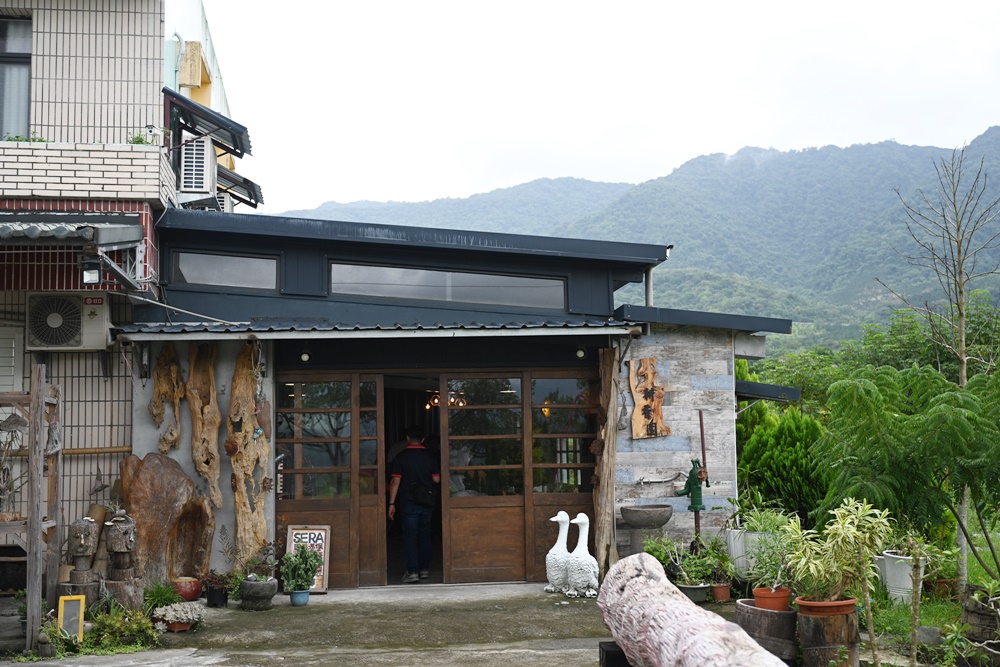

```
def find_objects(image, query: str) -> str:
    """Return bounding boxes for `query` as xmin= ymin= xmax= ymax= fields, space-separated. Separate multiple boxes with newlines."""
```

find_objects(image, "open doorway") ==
xmin=383 ymin=375 xmax=443 ymax=585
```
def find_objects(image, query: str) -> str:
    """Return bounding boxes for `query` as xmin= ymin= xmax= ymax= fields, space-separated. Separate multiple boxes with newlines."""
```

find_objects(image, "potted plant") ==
xmin=784 ymin=498 xmax=892 ymax=667
xmin=745 ymin=529 xmax=793 ymax=611
xmin=702 ymin=536 xmax=735 ymax=602
xmin=280 ymin=543 xmax=324 ymax=606
xmin=142 ymin=581 xmax=184 ymax=618
xmin=202 ymin=569 xmax=237 ymax=608
xmin=239 ymin=542 xmax=279 ymax=611
xmin=153 ymin=601 xmax=205 ymax=632
xmin=725 ymin=500 xmax=791 ymax=579
xmin=14 ymin=589 xmax=50 ymax=637
xmin=881 ymin=530 xmax=928 ymax=604
xmin=644 ymin=536 xmax=713 ymax=602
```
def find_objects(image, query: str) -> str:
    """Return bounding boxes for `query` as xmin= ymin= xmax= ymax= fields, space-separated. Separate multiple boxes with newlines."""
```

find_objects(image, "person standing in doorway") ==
xmin=388 ymin=428 xmax=440 ymax=583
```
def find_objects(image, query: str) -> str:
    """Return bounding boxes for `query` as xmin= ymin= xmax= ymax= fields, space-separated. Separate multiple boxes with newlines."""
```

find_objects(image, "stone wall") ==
xmin=614 ymin=324 xmax=737 ymax=552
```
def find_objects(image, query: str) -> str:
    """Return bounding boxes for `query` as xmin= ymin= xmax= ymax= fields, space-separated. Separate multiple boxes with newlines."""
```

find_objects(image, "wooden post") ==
xmin=25 ymin=364 xmax=45 ymax=652
xmin=593 ymin=348 xmax=620 ymax=578
xmin=45 ymin=383 xmax=62 ymax=608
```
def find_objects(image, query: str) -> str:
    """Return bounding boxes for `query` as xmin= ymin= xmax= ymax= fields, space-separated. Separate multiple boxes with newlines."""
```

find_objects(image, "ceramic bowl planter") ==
xmin=239 ymin=578 xmax=279 ymax=611
xmin=171 ymin=577 xmax=202 ymax=602
xmin=676 ymin=583 xmax=711 ymax=603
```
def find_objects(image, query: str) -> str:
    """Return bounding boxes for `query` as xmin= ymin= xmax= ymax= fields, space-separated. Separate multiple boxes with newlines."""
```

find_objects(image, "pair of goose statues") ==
xmin=545 ymin=511 xmax=599 ymax=598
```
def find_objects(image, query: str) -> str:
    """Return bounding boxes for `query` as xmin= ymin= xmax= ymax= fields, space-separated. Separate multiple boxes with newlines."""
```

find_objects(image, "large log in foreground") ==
xmin=597 ymin=553 xmax=785 ymax=667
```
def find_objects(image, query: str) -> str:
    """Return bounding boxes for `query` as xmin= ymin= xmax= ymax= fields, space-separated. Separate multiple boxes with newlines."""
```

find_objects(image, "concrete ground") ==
xmin=0 ymin=582 xmax=657 ymax=666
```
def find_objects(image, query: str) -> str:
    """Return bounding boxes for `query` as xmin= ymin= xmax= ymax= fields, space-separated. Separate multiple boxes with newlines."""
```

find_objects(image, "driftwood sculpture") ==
xmin=187 ymin=342 xmax=223 ymax=508
xmin=120 ymin=453 xmax=214 ymax=584
xmin=598 ymin=554 xmax=785 ymax=667
xmin=225 ymin=343 xmax=270 ymax=566
xmin=103 ymin=510 xmax=143 ymax=611
xmin=628 ymin=358 xmax=670 ymax=439
xmin=147 ymin=343 xmax=185 ymax=453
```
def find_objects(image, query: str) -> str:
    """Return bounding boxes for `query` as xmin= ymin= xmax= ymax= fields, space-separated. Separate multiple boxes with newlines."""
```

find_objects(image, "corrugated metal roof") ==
xmin=115 ymin=317 xmax=631 ymax=339
xmin=0 ymin=221 xmax=143 ymax=244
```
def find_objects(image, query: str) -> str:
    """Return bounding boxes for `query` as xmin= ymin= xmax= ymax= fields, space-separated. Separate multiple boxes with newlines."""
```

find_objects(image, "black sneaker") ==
xmin=402 ymin=571 xmax=419 ymax=584
xmin=419 ymin=570 xmax=430 ymax=579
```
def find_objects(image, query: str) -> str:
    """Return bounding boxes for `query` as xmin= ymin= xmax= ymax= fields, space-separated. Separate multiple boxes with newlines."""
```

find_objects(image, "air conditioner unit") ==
xmin=25 ymin=293 xmax=111 ymax=351
xmin=177 ymin=136 xmax=219 ymax=207
xmin=216 ymin=192 xmax=234 ymax=213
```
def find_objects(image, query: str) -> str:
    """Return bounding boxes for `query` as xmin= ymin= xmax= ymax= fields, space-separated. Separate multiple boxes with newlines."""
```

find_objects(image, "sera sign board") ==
xmin=285 ymin=525 xmax=330 ymax=593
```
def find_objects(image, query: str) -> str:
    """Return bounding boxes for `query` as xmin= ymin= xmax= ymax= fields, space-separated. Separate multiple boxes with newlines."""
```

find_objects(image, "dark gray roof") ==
xmin=614 ymin=304 xmax=792 ymax=334
xmin=736 ymin=380 xmax=801 ymax=402
xmin=163 ymin=87 xmax=251 ymax=157
xmin=114 ymin=317 xmax=632 ymax=339
xmin=158 ymin=208 xmax=671 ymax=268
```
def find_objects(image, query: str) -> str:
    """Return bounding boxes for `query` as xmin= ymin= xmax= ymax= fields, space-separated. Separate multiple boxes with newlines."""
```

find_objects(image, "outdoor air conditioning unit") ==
xmin=25 ymin=293 xmax=111 ymax=351
xmin=177 ymin=136 xmax=218 ymax=207
xmin=216 ymin=192 xmax=234 ymax=213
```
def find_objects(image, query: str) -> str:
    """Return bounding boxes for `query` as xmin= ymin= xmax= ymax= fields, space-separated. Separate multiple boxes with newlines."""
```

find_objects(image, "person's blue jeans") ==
xmin=400 ymin=501 xmax=433 ymax=574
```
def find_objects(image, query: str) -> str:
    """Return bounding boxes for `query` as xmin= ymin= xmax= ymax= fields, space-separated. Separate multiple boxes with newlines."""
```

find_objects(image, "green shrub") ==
xmin=141 ymin=582 xmax=183 ymax=618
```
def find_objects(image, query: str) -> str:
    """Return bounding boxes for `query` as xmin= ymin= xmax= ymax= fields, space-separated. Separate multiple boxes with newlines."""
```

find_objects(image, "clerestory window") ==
xmin=329 ymin=262 xmax=567 ymax=311
xmin=0 ymin=19 xmax=31 ymax=140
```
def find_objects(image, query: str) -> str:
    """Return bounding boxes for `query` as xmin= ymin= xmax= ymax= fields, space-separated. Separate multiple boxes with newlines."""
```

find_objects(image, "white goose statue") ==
xmin=566 ymin=512 xmax=600 ymax=598
xmin=544 ymin=511 xmax=571 ymax=593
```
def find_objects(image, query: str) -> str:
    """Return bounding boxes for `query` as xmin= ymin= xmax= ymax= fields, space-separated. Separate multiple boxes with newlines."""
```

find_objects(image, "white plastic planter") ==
xmin=883 ymin=550 xmax=925 ymax=604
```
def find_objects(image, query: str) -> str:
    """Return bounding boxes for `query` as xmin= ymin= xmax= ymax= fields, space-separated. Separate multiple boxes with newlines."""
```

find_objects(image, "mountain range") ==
xmin=280 ymin=127 xmax=1000 ymax=352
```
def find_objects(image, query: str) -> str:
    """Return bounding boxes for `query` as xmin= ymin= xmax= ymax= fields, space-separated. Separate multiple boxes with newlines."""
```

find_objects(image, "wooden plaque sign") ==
xmin=285 ymin=525 xmax=330 ymax=592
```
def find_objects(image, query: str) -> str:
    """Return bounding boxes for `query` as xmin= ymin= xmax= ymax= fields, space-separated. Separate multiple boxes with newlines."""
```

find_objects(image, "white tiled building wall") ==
xmin=0 ymin=0 xmax=164 ymax=145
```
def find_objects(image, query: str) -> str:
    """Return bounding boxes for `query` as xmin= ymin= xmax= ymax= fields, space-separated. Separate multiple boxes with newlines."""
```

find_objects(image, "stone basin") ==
xmin=620 ymin=504 xmax=674 ymax=528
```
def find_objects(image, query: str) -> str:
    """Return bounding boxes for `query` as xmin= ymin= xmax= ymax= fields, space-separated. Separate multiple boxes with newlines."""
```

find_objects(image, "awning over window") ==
xmin=163 ymin=87 xmax=251 ymax=158
xmin=217 ymin=165 xmax=264 ymax=208
xmin=735 ymin=380 xmax=801 ymax=403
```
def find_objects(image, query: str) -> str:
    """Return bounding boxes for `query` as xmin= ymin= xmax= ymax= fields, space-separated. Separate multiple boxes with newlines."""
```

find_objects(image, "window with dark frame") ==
xmin=171 ymin=251 xmax=278 ymax=290
xmin=330 ymin=262 xmax=567 ymax=311
xmin=0 ymin=19 xmax=31 ymax=140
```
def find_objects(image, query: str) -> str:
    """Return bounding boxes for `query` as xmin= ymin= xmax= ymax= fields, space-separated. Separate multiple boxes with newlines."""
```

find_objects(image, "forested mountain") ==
xmin=283 ymin=128 xmax=1000 ymax=351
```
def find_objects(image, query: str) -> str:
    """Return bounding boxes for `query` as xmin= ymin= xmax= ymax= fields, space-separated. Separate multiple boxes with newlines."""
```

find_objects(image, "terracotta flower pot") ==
xmin=711 ymin=583 xmax=731 ymax=602
xmin=794 ymin=596 xmax=857 ymax=616
xmin=752 ymin=586 xmax=792 ymax=611
xmin=166 ymin=621 xmax=192 ymax=632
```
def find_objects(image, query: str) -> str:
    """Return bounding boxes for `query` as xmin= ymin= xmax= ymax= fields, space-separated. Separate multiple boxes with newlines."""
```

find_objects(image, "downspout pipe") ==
xmin=645 ymin=267 xmax=653 ymax=307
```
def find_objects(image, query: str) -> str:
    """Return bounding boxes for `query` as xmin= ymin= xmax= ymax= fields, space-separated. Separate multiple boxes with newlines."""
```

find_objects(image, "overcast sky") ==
xmin=201 ymin=1 xmax=1000 ymax=215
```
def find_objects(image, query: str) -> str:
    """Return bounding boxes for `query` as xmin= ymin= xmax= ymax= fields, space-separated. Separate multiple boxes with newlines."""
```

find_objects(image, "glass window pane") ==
xmin=359 ymin=439 xmax=378 ymax=466
xmin=0 ymin=62 xmax=29 ymax=138
xmin=448 ymin=408 xmax=522 ymax=436
xmin=299 ymin=382 xmax=352 ymax=409
xmin=449 ymin=438 xmax=522 ymax=466
xmin=331 ymin=263 xmax=565 ymax=310
xmin=532 ymin=438 xmax=595 ymax=465
xmin=277 ymin=472 xmax=351 ymax=499
xmin=447 ymin=377 xmax=521 ymax=404
xmin=359 ymin=469 xmax=378 ymax=495
xmin=0 ymin=20 xmax=32 ymax=53
xmin=449 ymin=469 xmax=523 ymax=497
xmin=173 ymin=252 xmax=276 ymax=290
xmin=277 ymin=383 xmax=298 ymax=409
xmin=531 ymin=408 xmax=597 ymax=434
xmin=359 ymin=382 xmax=377 ymax=408
xmin=358 ymin=411 xmax=377 ymax=437
xmin=279 ymin=443 xmax=350 ymax=468
xmin=531 ymin=377 xmax=599 ymax=405
xmin=531 ymin=467 xmax=595 ymax=493
xmin=278 ymin=413 xmax=355 ymax=439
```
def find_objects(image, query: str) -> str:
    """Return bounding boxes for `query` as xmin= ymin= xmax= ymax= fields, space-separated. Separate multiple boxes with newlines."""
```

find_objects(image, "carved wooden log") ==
xmin=598 ymin=553 xmax=786 ymax=667
xmin=627 ymin=358 xmax=670 ymax=439
xmin=148 ymin=343 xmax=185 ymax=453
xmin=593 ymin=348 xmax=619 ymax=578
xmin=106 ymin=578 xmax=144 ymax=612
xmin=187 ymin=342 xmax=223 ymax=508
xmin=120 ymin=453 xmax=215 ymax=584
xmin=226 ymin=343 xmax=270 ymax=566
